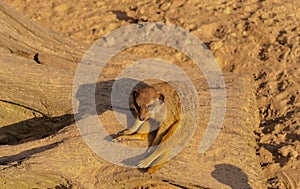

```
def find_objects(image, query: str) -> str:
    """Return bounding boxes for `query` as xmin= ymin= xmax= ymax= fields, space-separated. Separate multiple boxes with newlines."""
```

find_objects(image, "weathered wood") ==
xmin=0 ymin=0 xmax=86 ymax=122
xmin=0 ymin=73 xmax=265 ymax=188
xmin=0 ymin=1 xmax=265 ymax=188
xmin=0 ymin=1 xmax=86 ymax=70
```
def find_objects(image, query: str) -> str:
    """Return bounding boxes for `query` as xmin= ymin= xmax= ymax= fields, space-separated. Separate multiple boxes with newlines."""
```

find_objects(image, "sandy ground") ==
xmin=2 ymin=0 xmax=300 ymax=188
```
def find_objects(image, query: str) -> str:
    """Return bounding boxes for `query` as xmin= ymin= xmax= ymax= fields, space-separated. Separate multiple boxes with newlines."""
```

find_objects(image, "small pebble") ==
xmin=224 ymin=7 xmax=231 ymax=15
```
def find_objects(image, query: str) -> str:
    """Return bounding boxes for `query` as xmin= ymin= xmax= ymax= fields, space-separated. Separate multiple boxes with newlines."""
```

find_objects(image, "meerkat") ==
xmin=115 ymin=82 xmax=182 ymax=173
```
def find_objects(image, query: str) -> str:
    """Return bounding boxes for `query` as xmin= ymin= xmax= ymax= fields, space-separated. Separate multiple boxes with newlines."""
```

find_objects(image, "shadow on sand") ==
xmin=211 ymin=164 xmax=252 ymax=189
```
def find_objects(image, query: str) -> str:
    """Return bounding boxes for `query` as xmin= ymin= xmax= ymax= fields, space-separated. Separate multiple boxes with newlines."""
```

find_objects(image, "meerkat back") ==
xmin=151 ymin=82 xmax=181 ymax=144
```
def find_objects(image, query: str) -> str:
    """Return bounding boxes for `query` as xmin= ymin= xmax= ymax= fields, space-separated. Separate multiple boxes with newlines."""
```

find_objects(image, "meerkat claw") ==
xmin=138 ymin=151 xmax=162 ymax=168
xmin=121 ymin=129 xmax=134 ymax=135
xmin=112 ymin=136 xmax=124 ymax=142
xmin=138 ymin=158 xmax=152 ymax=168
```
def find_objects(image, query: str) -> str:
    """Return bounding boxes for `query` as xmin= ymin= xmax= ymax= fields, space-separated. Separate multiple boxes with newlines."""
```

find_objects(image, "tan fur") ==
xmin=116 ymin=82 xmax=181 ymax=173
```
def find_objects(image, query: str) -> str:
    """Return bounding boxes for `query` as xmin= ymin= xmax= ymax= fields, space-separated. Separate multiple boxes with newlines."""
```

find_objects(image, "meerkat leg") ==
xmin=115 ymin=132 xmax=148 ymax=141
xmin=114 ymin=120 xmax=148 ymax=142
xmin=147 ymin=149 xmax=170 ymax=174
xmin=151 ymin=121 xmax=178 ymax=147
xmin=138 ymin=147 xmax=164 ymax=168
xmin=123 ymin=120 xmax=144 ymax=135
xmin=139 ymin=121 xmax=180 ymax=173
xmin=146 ymin=121 xmax=177 ymax=154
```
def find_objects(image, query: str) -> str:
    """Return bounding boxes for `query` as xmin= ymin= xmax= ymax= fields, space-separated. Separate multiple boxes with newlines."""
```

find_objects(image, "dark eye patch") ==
xmin=134 ymin=100 xmax=140 ymax=111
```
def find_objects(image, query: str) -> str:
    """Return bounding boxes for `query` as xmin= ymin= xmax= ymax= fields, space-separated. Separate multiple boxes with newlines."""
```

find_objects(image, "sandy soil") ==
xmin=2 ymin=0 xmax=300 ymax=188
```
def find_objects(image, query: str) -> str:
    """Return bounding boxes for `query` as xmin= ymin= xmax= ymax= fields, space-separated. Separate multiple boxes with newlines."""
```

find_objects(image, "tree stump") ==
xmin=0 ymin=1 xmax=265 ymax=188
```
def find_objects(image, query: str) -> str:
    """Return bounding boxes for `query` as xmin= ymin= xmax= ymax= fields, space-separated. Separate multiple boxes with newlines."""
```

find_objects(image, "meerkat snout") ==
xmin=133 ymin=87 xmax=164 ymax=121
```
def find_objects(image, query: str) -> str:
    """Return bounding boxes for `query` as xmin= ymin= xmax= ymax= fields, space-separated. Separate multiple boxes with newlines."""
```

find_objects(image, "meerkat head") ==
xmin=132 ymin=87 xmax=164 ymax=121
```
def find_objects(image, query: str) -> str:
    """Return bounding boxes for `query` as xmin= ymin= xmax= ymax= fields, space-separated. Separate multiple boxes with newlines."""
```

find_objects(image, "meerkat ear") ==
xmin=157 ymin=92 xmax=164 ymax=104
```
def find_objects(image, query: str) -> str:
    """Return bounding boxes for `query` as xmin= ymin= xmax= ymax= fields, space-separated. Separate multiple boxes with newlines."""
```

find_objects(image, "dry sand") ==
xmin=2 ymin=0 xmax=300 ymax=188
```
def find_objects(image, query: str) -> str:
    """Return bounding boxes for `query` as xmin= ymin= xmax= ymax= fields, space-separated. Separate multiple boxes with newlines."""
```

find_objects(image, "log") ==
xmin=0 ymin=1 xmax=265 ymax=188
xmin=0 ymin=0 xmax=86 ymax=125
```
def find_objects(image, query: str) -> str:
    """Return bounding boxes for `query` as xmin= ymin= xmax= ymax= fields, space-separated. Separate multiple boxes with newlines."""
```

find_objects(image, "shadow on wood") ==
xmin=0 ymin=78 xmax=147 ymax=146
xmin=0 ymin=115 xmax=74 ymax=145
xmin=0 ymin=141 xmax=62 ymax=166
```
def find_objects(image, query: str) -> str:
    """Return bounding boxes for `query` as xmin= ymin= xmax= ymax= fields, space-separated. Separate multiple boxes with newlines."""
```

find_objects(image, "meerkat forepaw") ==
xmin=116 ymin=129 xmax=129 ymax=136
xmin=121 ymin=129 xmax=135 ymax=135
xmin=138 ymin=157 xmax=153 ymax=168
xmin=112 ymin=136 xmax=125 ymax=143
xmin=138 ymin=150 xmax=162 ymax=168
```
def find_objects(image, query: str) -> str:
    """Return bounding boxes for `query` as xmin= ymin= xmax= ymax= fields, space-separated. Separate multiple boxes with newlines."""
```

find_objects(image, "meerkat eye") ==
xmin=147 ymin=102 xmax=154 ymax=109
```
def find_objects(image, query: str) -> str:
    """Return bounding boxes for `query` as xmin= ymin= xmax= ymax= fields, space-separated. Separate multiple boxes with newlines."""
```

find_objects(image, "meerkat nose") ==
xmin=139 ymin=116 xmax=145 ymax=121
